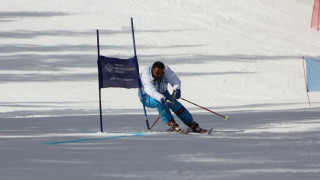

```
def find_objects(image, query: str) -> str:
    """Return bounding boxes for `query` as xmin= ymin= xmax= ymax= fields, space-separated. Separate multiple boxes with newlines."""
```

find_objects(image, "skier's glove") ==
xmin=172 ymin=89 xmax=181 ymax=99
xmin=161 ymin=97 xmax=174 ymax=108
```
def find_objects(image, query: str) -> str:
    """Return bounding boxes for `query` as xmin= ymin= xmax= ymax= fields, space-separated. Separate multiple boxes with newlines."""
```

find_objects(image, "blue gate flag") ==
xmin=98 ymin=56 xmax=139 ymax=89
xmin=306 ymin=59 xmax=320 ymax=92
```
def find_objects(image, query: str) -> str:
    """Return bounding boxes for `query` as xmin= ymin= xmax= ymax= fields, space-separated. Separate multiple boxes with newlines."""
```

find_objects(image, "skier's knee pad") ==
xmin=174 ymin=106 xmax=193 ymax=125
xmin=174 ymin=106 xmax=185 ymax=116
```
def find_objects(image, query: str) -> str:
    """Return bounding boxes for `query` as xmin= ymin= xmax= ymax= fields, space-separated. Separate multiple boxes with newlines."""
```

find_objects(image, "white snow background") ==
xmin=1 ymin=0 xmax=320 ymax=179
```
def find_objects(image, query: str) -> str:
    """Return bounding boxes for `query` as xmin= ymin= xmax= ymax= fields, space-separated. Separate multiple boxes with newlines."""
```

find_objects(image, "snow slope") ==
xmin=1 ymin=0 xmax=320 ymax=117
xmin=1 ymin=0 xmax=320 ymax=179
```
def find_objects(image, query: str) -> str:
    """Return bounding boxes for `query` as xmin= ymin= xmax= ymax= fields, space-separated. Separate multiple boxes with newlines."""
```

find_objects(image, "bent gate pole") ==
xmin=131 ymin=17 xmax=150 ymax=130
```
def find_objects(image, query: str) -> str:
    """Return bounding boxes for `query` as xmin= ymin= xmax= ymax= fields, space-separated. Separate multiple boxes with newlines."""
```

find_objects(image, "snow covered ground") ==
xmin=1 ymin=0 xmax=320 ymax=179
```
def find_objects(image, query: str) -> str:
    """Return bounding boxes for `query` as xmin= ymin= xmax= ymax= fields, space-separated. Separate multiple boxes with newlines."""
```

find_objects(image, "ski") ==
xmin=166 ymin=128 xmax=213 ymax=135
xmin=166 ymin=128 xmax=191 ymax=134
xmin=187 ymin=128 xmax=213 ymax=135
xmin=180 ymin=128 xmax=192 ymax=134
xmin=202 ymin=128 xmax=213 ymax=135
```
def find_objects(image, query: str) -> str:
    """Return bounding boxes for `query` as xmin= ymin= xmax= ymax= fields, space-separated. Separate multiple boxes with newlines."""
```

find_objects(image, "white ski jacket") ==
xmin=140 ymin=64 xmax=181 ymax=102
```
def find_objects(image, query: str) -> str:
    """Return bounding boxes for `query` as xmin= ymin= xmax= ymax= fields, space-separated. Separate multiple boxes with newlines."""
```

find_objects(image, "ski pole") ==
xmin=181 ymin=98 xmax=229 ymax=120
xmin=149 ymin=107 xmax=167 ymax=131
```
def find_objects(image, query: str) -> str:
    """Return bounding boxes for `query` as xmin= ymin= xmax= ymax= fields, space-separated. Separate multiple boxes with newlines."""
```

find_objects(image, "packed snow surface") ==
xmin=1 ymin=0 xmax=320 ymax=179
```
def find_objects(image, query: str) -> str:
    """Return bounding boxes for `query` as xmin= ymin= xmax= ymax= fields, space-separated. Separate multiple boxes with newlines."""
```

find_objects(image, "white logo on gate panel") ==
xmin=105 ymin=63 xmax=113 ymax=72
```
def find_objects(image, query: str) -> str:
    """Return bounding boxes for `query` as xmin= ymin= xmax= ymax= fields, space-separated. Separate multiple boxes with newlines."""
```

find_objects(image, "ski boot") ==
xmin=167 ymin=120 xmax=181 ymax=132
xmin=188 ymin=120 xmax=203 ymax=133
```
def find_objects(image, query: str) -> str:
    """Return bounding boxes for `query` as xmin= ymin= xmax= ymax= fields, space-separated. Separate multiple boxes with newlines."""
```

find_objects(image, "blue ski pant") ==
xmin=141 ymin=91 xmax=193 ymax=125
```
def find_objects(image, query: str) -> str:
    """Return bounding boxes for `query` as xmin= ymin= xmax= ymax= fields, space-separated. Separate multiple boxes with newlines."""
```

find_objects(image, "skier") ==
xmin=139 ymin=61 xmax=203 ymax=132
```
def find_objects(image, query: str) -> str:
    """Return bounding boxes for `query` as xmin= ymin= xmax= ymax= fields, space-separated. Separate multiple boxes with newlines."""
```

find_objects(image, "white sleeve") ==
xmin=165 ymin=65 xmax=181 ymax=91
xmin=141 ymin=66 xmax=165 ymax=102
